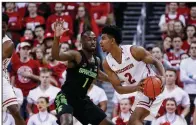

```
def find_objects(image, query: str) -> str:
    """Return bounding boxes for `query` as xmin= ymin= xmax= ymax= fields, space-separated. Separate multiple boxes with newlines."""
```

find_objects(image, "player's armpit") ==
xmin=2 ymin=40 xmax=14 ymax=60
xmin=102 ymin=60 xmax=137 ymax=94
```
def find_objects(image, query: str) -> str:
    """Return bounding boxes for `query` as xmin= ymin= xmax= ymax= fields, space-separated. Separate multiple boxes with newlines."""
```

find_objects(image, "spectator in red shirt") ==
xmin=23 ymin=29 xmax=34 ymax=40
xmin=164 ymin=36 xmax=185 ymax=69
xmin=64 ymin=2 xmax=79 ymax=20
xmin=182 ymin=25 xmax=196 ymax=52
xmin=34 ymin=25 xmax=45 ymax=48
xmin=9 ymin=42 xmax=40 ymax=119
xmin=73 ymin=5 xmax=99 ymax=46
xmin=43 ymin=32 xmax=54 ymax=48
xmin=34 ymin=46 xmax=46 ymax=69
xmin=174 ymin=20 xmax=185 ymax=39
xmin=187 ymin=6 xmax=196 ymax=26
xmin=5 ymin=2 xmax=23 ymax=42
xmin=177 ymin=3 xmax=190 ymax=20
xmin=24 ymin=3 xmax=45 ymax=31
xmin=46 ymin=3 xmax=73 ymax=36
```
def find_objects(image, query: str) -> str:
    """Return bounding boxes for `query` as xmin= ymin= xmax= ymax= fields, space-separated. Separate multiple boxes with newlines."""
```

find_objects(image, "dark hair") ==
xmin=186 ymin=25 xmax=196 ymax=32
xmin=2 ymin=13 xmax=9 ymax=24
xmin=166 ymin=68 xmax=177 ymax=74
xmin=81 ymin=30 xmax=93 ymax=37
xmin=152 ymin=46 xmax=163 ymax=53
xmin=38 ymin=97 xmax=50 ymax=112
xmin=35 ymin=24 xmax=45 ymax=30
xmin=102 ymin=25 xmax=122 ymax=45
xmin=40 ymin=68 xmax=51 ymax=74
xmin=172 ymin=36 xmax=182 ymax=41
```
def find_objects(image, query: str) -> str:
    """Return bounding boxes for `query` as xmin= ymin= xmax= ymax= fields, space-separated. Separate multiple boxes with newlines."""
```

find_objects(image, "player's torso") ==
xmin=62 ymin=50 xmax=98 ymax=97
xmin=106 ymin=45 xmax=155 ymax=86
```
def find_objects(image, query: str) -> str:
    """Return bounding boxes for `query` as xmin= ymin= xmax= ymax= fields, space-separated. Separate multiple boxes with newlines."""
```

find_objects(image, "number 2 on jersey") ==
xmin=124 ymin=73 xmax=136 ymax=84
xmin=82 ymin=78 xmax=89 ymax=88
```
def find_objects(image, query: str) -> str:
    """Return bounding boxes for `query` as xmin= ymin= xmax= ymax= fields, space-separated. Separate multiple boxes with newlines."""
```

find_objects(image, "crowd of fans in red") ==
xmin=2 ymin=2 xmax=196 ymax=125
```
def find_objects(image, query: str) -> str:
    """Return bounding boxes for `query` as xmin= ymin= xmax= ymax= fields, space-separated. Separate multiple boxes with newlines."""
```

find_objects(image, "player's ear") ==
xmin=111 ymin=38 xmax=115 ymax=44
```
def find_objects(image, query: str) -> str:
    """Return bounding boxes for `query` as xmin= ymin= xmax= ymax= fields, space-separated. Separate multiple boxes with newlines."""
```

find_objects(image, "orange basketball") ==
xmin=143 ymin=76 xmax=162 ymax=99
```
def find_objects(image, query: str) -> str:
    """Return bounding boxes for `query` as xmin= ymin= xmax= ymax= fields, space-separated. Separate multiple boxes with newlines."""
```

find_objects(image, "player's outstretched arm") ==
xmin=2 ymin=40 xmax=14 ymax=60
xmin=131 ymin=46 xmax=166 ymax=83
xmin=52 ymin=20 xmax=81 ymax=62
xmin=103 ymin=59 xmax=143 ymax=94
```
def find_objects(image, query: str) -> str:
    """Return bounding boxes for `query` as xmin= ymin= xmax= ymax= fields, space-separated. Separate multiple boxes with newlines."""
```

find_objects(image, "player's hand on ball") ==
xmin=136 ymin=79 xmax=145 ymax=92
xmin=54 ymin=19 xmax=68 ymax=37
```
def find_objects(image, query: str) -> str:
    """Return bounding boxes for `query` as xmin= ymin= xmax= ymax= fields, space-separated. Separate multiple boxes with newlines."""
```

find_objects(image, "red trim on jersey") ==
xmin=3 ymin=99 xmax=18 ymax=107
xmin=146 ymin=64 xmax=151 ymax=76
xmin=3 ymin=97 xmax=17 ymax=104
xmin=137 ymin=102 xmax=151 ymax=108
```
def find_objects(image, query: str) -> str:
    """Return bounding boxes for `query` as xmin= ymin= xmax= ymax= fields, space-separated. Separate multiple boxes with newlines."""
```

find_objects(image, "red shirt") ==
xmin=46 ymin=14 xmax=73 ymax=35
xmin=177 ymin=7 xmax=190 ymax=20
xmin=165 ymin=50 xmax=184 ymax=66
xmin=64 ymin=2 xmax=79 ymax=20
xmin=47 ymin=62 xmax=67 ymax=87
xmin=187 ymin=17 xmax=196 ymax=26
xmin=165 ymin=13 xmax=181 ymax=23
xmin=10 ymin=54 xmax=40 ymax=96
xmin=24 ymin=15 xmax=45 ymax=31
xmin=182 ymin=40 xmax=190 ymax=53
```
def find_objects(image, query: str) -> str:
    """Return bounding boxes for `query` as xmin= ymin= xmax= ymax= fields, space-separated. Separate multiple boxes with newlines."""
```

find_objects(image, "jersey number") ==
xmin=82 ymin=78 xmax=89 ymax=88
xmin=124 ymin=73 xmax=136 ymax=84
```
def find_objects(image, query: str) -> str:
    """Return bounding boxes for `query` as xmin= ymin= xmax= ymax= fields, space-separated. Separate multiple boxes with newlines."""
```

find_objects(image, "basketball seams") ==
xmin=151 ymin=77 xmax=156 ymax=99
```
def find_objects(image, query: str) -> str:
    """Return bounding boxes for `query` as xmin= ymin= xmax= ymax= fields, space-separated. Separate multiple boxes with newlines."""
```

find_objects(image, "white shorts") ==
xmin=131 ymin=91 xmax=165 ymax=121
xmin=3 ymin=78 xmax=18 ymax=111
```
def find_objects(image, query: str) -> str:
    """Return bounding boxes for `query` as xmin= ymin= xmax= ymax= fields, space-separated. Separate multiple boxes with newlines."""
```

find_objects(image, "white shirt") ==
xmin=163 ymin=86 xmax=190 ymax=107
xmin=13 ymin=87 xmax=24 ymax=105
xmin=27 ymin=85 xmax=60 ymax=105
xmin=2 ymin=111 xmax=15 ymax=125
xmin=159 ymin=13 xmax=186 ymax=27
xmin=152 ymin=113 xmax=187 ymax=125
xmin=112 ymin=90 xmax=137 ymax=104
xmin=27 ymin=111 xmax=58 ymax=125
xmin=180 ymin=57 xmax=196 ymax=94
xmin=194 ymin=98 xmax=196 ymax=106
xmin=87 ymin=85 xmax=108 ymax=105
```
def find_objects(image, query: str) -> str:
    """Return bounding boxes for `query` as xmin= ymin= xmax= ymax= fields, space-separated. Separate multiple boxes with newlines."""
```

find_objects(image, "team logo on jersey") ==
xmin=79 ymin=68 xmax=97 ymax=78
xmin=115 ymin=63 xmax=134 ymax=74
xmin=17 ymin=66 xmax=33 ymax=83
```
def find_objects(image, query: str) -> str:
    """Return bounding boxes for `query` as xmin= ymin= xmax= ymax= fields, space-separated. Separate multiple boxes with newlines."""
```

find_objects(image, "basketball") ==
xmin=143 ymin=76 xmax=162 ymax=99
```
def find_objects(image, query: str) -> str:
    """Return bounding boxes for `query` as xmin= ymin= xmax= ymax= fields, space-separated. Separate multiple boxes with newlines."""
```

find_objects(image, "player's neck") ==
xmin=110 ymin=46 xmax=122 ymax=64
xmin=82 ymin=49 xmax=93 ymax=59
xmin=166 ymin=84 xmax=176 ymax=91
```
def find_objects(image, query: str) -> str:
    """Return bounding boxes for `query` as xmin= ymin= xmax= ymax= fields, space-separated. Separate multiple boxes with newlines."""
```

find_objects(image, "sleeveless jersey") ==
xmin=106 ymin=45 xmax=156 ymax=86
xmin=2 ymin=35 xmax=12 ymax=83
xmin=61 ymin=50 xmax=98 ymax=98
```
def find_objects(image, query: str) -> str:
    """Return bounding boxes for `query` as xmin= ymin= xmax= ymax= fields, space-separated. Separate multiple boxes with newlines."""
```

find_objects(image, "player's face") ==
xmin=37 ymin=98 xmax=48 ymax=112
xmin=166 ymin=100 xmax=177 ymax=114
xmin=119 ymin=99 xmax=131 ymax=113
xmin=2 ymin=21 xmax=8 ymax=37
xmin=190 ymin=43 xmax=196 ymax=57
xmin=166 ymin=71 xmax=176 ymax=85
xmin=152 ymin=47 xmax=162 ymax=60
xmin=100 ymin=34 xmax=113 ymax=52
xmin=172 ymin=38 xmax=182 ymax=50
xmin=82 ymin=31 xmax=96 ymax=52
xmin=40 ymin=72 xmax=51 ymax=86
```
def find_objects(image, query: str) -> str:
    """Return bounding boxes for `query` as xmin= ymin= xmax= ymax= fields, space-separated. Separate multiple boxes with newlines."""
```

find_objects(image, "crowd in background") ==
xmin=2 ymin=2 xmax=196 ymax=125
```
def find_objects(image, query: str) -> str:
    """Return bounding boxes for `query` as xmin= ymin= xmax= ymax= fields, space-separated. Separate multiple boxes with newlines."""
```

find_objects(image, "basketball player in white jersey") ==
xmin=100 ymin=25 xmax=166 ymax=125
xmin=2 ymin=13 xmax=25 ymax=125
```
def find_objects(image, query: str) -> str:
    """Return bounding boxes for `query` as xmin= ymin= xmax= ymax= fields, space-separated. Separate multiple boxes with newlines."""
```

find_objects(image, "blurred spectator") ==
xmin=3 ymin=111 xmax=15 ymax=125
xmin=15 ymin=3 xmax=27 ymax=17
xmin=87 ymin=83 xmax=108 ymax=112
xmin=46 ymin=3 xmax=73 ymax=35
xmin=45 ymin=48 xmax=67 ymax=87
xmin=180 ymin=42 xmax=196 ymax=124
xmin=64 ymin=2 xmax=79 ymax=20
xmin=177 ymin=3 xmax=190 ymax=20
xmin=158 ymin=69 xmax=190 ymax=118
xmin=27 ymin=68 xmax=60 ymax=116
xmin=22 ymin=29 xmax=34 ymax=41
xmin=193 ymin=98 xmax=196 ymax=125
xmin=27 ymin=97 xmax=58 ymax=125
xmin=43 ymin=32 xmax=54 ymax=48
xmin=180 ymin=53 xmax=189 ymax=60
xmin=9 ymin=42 xmax=40 ymax=119
xmin=73 ymin=5 xmax=99 ymax=43
xmin=182 ymin=25 xmax=196 ymax=52
xmin=174 ymin=20 xmax=185 ymax=39
xmin=34 ymin=46 xmax=45 ymax=68
xmin=5 ymin=2 xmax=23 ymax=42
xmin=112 ymin=98 xmax=131 ymax=125
xmin=37 ymin=3 xmax=51 ymax=20
xmin=159 ymin=3 xmax=186 ymax=32
xmin=163 ymin=36 xmax=172 ymax=52
xmin=164 ymin=36 xmax=185 ymax=69
xmin=152 ymin=98 xmax=187 ymax=125
xmin=24 ymin=3 xmax=45 ymax=31
xmin=34 ymin=25 xmax=45 ymax=47
xmin=187 ymin=6 xmax=196 ymax=26
xmin=112 ymin=90 xmax=136 ymax=117
xmin=152 ymin=46 xmax=172 ymax=72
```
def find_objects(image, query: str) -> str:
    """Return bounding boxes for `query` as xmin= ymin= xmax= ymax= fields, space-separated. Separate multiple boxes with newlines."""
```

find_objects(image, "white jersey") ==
xmin=2 ymin=35 xmax=12 ymax=83
xmin=2 ymin=112 xmax=15 ymax=125
xmin=87 ymin=85 xmax=108 ymax=105
xmin=106 ymin=45 xmax=156 ymax=86
xmin=27 ymin=111 xmax=58 ymax=125
xmin=163 ymin=86 xmax=190 ymax=107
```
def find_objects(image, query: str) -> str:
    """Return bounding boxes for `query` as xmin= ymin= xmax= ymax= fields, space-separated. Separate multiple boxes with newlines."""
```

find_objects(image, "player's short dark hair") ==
xmin=2 ymin=13 xmax=9 ymax=24
xmin=166 ymin=68 xmax=177 ymax=74
xmin=102 ymin=25 xmax=122 ymax=45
